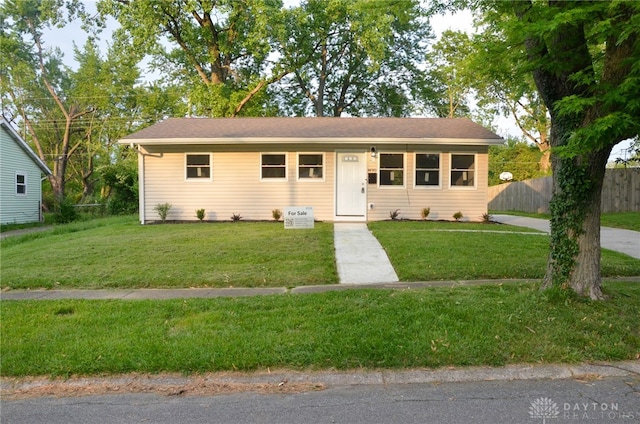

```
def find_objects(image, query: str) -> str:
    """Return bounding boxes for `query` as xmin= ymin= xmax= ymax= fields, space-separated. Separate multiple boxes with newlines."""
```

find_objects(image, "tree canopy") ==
xmin=273 ymin=0 xmax=431 ymax=117
xmin=98 ymin=0 xmax=288 ymax=117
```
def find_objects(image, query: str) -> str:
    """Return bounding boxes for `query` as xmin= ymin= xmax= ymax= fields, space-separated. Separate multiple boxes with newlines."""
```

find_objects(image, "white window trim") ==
xmin=449 ymin=153 xmax=477 ymax=189
xmin=185 ymin=153 xmax=213 ymax=182
xmin=297 ymin=152 xmax=325 ymax=182
xmin=414 ymin=152 xmax=442 ymax=189
xmin=260 ymin=152 xmax=288 ymax=182
xmin=15 ymin=172 xmax=27 ymax=196
xmin=378 ymin=152 xmax=406 ymax=189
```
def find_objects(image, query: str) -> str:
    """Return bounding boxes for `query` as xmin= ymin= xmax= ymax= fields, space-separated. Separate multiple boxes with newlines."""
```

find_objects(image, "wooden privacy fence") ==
xmin=488 ymin=168 xmax=640 ymax=213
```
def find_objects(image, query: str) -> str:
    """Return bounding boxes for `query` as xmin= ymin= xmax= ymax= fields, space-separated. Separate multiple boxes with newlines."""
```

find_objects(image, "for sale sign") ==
xmin=284 ymin=206 xmax=314 ymax=229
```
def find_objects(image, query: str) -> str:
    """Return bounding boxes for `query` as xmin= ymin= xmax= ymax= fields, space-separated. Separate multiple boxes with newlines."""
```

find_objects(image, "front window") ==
xmin=415 ymin=153 xmax=440 ymax=187
xmin=261 ymin=153 xmax=287 ymax=180
xmin=186 ymin=154 xmax=212 ymax=180
xmin=450 ymin=154 xmax=475 ymax=187
xmin=16 ymin=173 xmax=26 ymax=195
xmin=298 ymin=153 xmax=324 ymax=180
xmin=379 ymin=153 xmax=404 ymax=186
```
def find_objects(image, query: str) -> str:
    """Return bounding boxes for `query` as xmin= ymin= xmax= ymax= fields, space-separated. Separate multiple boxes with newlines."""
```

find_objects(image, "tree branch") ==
xmin=163 ymin=11 xmax=212 ymax=84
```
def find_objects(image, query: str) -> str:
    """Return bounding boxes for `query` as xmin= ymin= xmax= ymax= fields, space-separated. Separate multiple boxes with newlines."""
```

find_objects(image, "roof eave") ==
xmin=119 ymin=137 xmax=504 ymax=146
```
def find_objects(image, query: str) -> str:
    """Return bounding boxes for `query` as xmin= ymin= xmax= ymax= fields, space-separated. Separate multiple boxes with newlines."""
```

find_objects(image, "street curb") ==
xmin=2 ymin=361 xmax=639 ymax=396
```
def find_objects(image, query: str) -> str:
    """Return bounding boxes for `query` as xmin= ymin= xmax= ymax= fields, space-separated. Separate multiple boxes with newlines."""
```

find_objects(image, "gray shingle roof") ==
xmin=121 ymin=117 xmax=503 ymax=144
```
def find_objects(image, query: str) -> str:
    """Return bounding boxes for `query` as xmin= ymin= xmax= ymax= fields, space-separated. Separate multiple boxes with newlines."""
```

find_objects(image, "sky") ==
xmin=41 ymin=2 xmax=633 ymax=163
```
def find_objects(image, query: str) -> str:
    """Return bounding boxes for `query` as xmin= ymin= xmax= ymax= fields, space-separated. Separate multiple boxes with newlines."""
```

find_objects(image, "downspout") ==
xmin=131 ymin=143 xmax=146 ymax=225
xmin=40 ymin=176 xmax=48 ymax=222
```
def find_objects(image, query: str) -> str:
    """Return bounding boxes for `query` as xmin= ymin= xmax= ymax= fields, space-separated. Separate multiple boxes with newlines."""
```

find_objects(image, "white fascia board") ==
xmin=119 ymin=137 xmax=504 ymax=146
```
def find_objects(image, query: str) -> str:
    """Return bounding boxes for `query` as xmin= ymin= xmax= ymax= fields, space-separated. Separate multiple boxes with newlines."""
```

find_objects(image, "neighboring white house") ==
xmin=0 ymin=119 xmax=52 ymax=225
xmin=120 ymin=117 xmax=503 ymax=224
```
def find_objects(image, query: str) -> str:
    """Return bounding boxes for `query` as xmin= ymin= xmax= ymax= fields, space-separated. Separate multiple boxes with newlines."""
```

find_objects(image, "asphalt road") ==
xmin=2 ymin=376 xmax=639 ymax=424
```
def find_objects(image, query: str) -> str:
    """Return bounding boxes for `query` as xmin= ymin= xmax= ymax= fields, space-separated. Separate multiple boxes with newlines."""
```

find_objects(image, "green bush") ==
xmin=154 ymin=203 xmax=172 ymax=222
xmin=100 ymin=161 xmax=138 ymax=216
xmin=53 ymin=198 xmax=78 ymax=224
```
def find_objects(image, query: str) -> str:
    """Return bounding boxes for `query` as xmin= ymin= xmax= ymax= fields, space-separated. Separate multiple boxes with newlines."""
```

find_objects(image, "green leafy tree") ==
xmin=420 ymin=30 xmax=473 ymax=118
xmin=98 ymin=0 xmax=286 ymax=117
xmin=99 ymin=156 xmax=138 ymax=215
xmin=468 ymin=27 xmax=551 ymax=171
xmin=1 ymin=1 xmax=182 ymax=208
xmin=68 ymin=38 xmax=184 ymax=205
xmin=468 ymin=1 xmax=640 ymax=299
xmin=488 ymin=138 xmax=548 ymax=186
xmin=1 ymin=0 xmax=93 ymax=203
xmin=273 ymin=0 xmax=430 ymax=117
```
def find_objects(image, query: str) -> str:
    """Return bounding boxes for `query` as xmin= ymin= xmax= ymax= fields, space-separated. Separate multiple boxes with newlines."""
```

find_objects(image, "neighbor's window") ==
xmin=379 ymin=153 xmax=404 ymax=186
xmin=186 ymin=154 xmax=212 ymax=180
xmin=261 ymin=153 xmax=287 ymax=180
xmin=450 ymin=154 xmax=475 ymax=187
xmin=415 ymin=153 xmax=440 ymax=187
xmin=298 ymin=153 xmax=324 ymax=180
xmin=16 ymin=173 xmax=26 ymax=195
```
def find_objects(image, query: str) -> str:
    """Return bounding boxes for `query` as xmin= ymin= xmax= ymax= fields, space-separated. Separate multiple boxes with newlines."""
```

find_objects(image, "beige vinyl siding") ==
xmin=0 ymin=128 xmax=44 ymax=224
xmin=140 ymin=143 xmax=490 ymax=223
xmin=141 ymin=145 xmax=335 ymax=222
xmin=366 ymin=145 xmax=489 ymax=222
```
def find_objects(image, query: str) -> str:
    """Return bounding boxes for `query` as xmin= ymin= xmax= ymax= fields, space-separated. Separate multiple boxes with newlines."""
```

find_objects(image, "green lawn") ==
xmin=368 ymin=221 xmax=640 ymax=281
xmin=2 ymin=216 xmax=639 ymax=290
xmin=600 ymin=212 xmax=640 ymax=232
xmin=2 ymin=282 xmax=639 ymax=377
xmin=0 ymin=216 xmax=337 ymax=289
xmin=2 ymin=216 xmax=639 ymax=378
xmin=491 ymin=211 xmax=640 ymax=232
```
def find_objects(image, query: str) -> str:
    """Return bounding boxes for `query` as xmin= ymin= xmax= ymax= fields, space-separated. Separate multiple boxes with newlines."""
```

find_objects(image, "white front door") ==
xmin=336 ymin=152 xmax=367 ymax=218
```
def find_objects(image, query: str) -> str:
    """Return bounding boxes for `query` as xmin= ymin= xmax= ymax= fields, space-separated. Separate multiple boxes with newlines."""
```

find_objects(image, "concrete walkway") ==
xmin=333 ymin=223 xmax=399 ymax=284
xmin=492 ymin=214 xmax=640 ymax=259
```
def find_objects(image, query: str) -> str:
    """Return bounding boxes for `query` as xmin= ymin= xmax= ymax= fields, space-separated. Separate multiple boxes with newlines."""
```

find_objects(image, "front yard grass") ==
xmin=2 ymin=282 xmax=639 ymax=377
xmin=490 ymin=211 xmax=640 ymax=232
xmin=368 ymin=221 xmax=640 ymax=281
xmin=0 ymin=216 xmax=337 ymax=289
xmin=2 ymin=216 xmax=639 ymax=290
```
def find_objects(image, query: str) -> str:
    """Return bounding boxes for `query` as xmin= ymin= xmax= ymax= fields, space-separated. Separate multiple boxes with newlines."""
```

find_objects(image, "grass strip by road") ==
xmin=2 ymin=282 xmax=639 ymax=377
xmin=369 ymin=221 xmax=640 ymax=281
xmin=0 ymin=216 xmax=337 ymax=289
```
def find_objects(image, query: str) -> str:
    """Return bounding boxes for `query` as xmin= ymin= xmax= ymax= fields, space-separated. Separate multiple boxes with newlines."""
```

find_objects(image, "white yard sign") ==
xmin=284 ymin=206 xmax=314 ymax=229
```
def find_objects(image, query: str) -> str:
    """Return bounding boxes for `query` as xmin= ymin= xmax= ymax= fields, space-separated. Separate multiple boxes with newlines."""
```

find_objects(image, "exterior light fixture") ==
xmin=370 ymin=146 xmax=377 ymax=158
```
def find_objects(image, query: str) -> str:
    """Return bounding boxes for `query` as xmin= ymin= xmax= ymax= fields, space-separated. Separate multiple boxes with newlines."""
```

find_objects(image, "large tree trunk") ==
xmin=570 ymin=147 xmax=611 ymax=299
xmin=542 ymin=140 xmax=611 ymax=300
